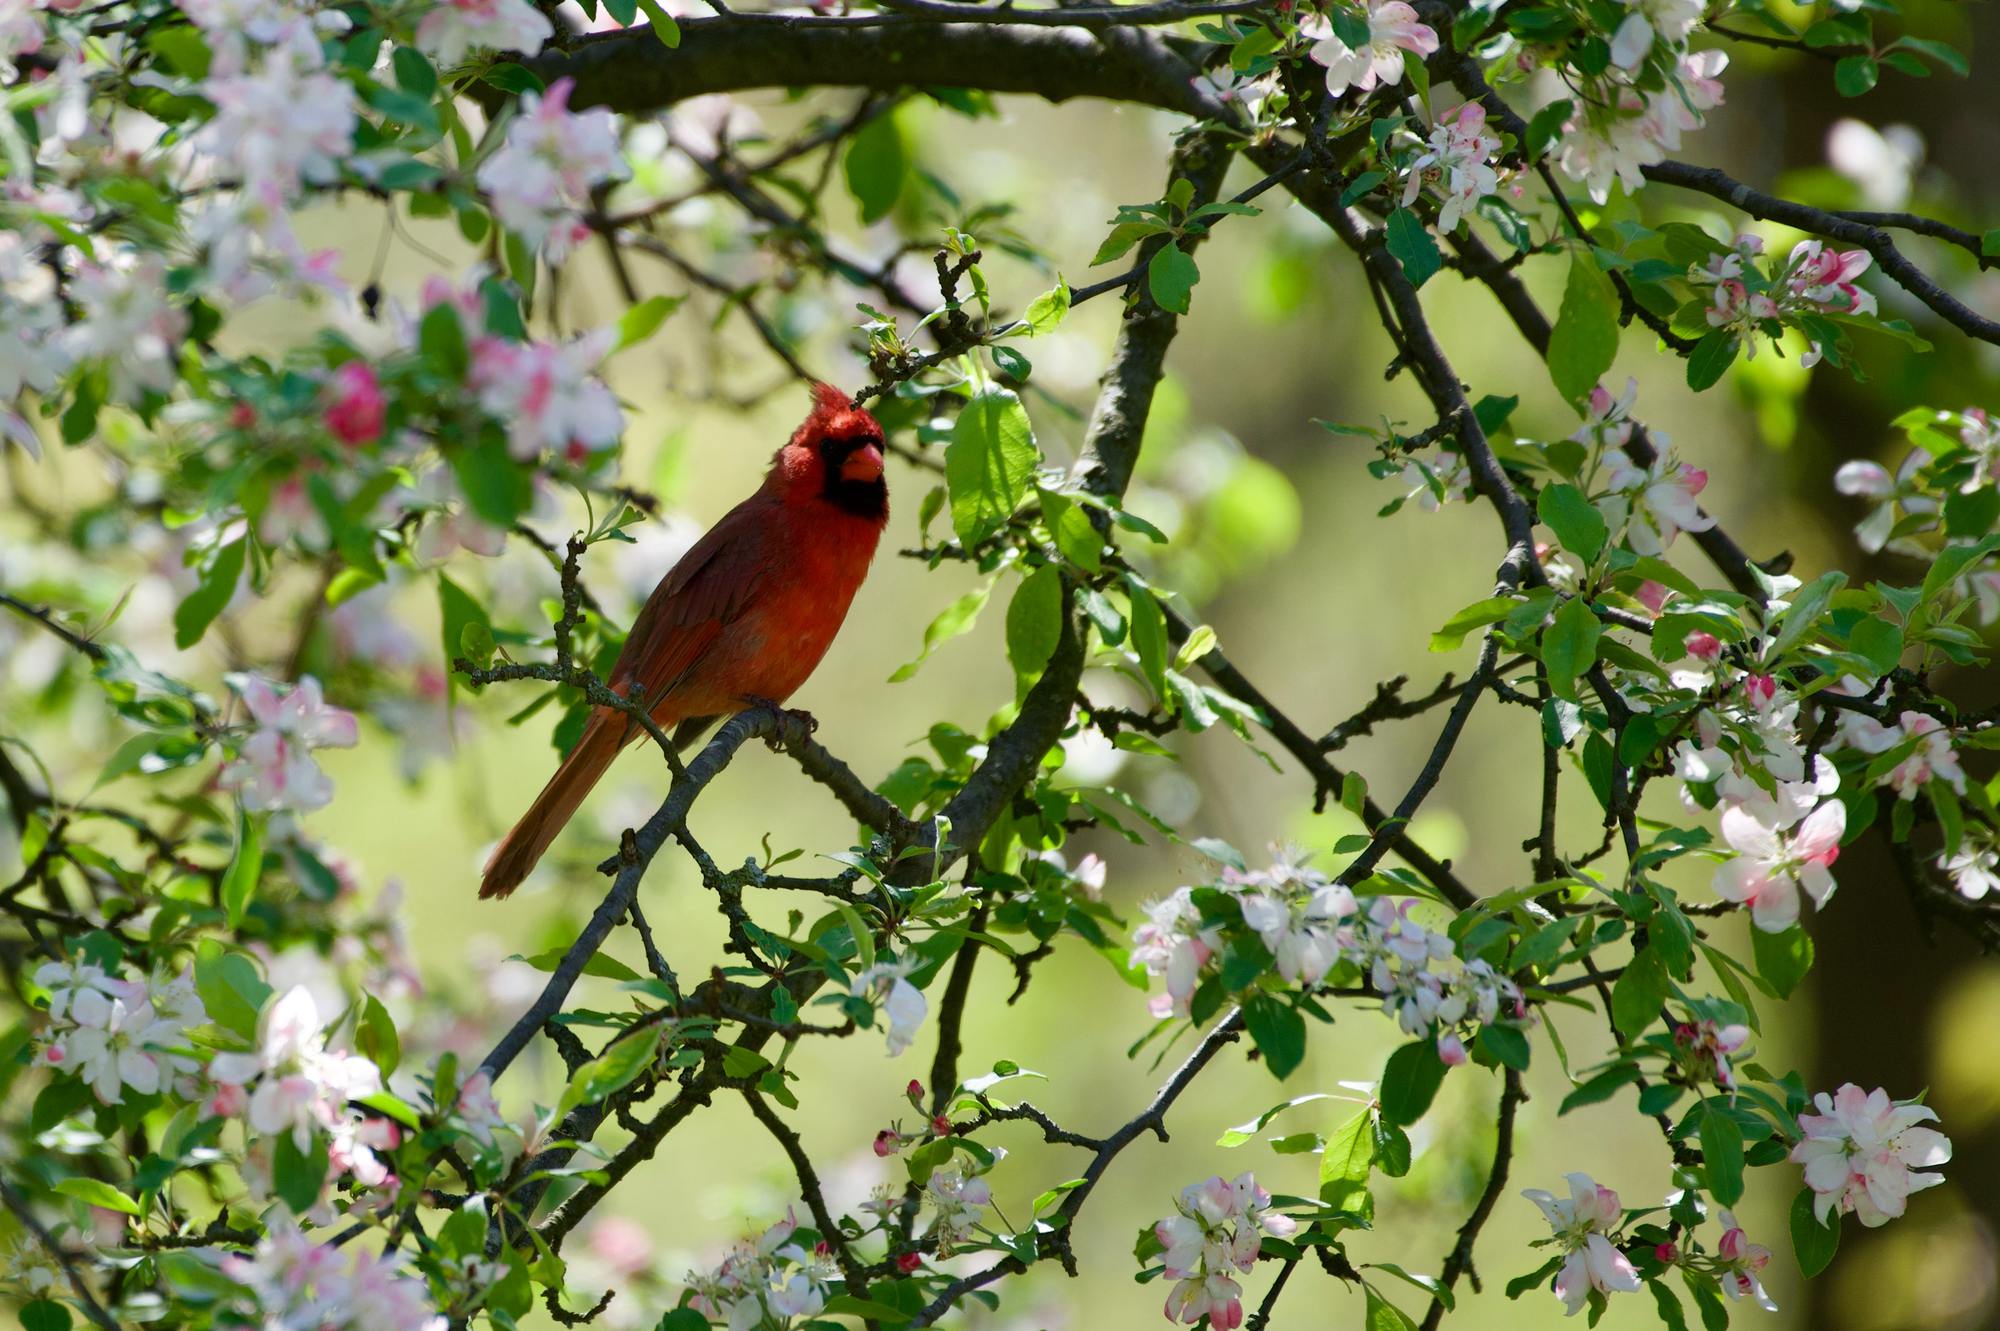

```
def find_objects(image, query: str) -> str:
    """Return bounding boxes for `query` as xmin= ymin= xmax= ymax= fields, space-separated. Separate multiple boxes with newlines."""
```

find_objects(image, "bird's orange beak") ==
xmin=842 ymin=441 xmax=885 ymax=483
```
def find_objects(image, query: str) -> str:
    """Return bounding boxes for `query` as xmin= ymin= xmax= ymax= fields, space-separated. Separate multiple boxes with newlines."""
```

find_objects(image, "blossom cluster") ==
xmin=683 ymin=1211 xmax=835 ymax=1331
xmin=1398 ymin=103 xmax=1504 ymax=233
xmin=1693 ymin=234 xmax=1881 ymax=366
xmin=217 ymin=1221 xmax=442 ymax=1331
xmin=1131 ymin=857 xmax=1529 ymax=1063
xmin=1549 ymin=12 xmax=1729 ymax=205
xmin=33 ymin=960 xmax=206 ymax=1105
xmin=220 ymin=675 xmax=360 ymax=814
xmin=1521 ymin=1172 xmax=1641 ymax=1316
xmin=1152 ymin=1171 xmax=1297 ymax=1328
xmin=209 ymin=987 xmax=395 ymax=1207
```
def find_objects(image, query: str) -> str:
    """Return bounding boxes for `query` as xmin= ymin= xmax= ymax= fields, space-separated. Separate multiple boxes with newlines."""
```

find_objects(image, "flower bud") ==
xmin=873 ymin=1129 xmax=899 ymax=1158
xmin=895 ymin=1251 xmax=923 ymax=1274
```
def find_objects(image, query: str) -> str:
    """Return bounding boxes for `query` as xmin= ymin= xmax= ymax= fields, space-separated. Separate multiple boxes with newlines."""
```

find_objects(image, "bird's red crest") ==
xmin=794 ymin=380 xmax=881 ymax=450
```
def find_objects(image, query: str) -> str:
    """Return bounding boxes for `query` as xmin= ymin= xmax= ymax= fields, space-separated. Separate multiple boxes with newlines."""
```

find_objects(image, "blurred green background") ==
xmin=8 ymin=4 xmax=2000 ymax=1326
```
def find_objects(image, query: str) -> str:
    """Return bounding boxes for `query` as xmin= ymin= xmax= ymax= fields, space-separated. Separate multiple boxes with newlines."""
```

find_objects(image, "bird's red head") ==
xmin=770 ymin=381 xmax=889 ymax=523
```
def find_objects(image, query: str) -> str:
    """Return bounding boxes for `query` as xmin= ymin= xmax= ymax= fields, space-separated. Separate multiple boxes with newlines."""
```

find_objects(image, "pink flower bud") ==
xmin=895 ymin=1251 xmax=923 ymax=1274
xmin=229 ymin=402 xmax=257 ymax=429
xmin=931 ymin=1114 xmax=953 ymax=1137
xmin=323 ymin=362 xmax=386 ymax=447
xmin=906 ymin=1079 xmax=924 ymax=1101
xmin=1686 ymin=632 xmax=1721 ymax=660
xmin=1654 ymin=1240 xmax=1679 ymax=1264
xmin=1436 ymin=1033 xmax=1468 ymax=1066
xmin=1744 ymin=674 xmax=1777 ymax=705
xmin=873 ymin=1130 xmax=899 ymax=1158
xmin=1635 ymin=580 xmax=1669 ymax=615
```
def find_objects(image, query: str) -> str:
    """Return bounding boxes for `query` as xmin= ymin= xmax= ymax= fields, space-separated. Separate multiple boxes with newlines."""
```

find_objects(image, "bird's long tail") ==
xmin=479 ymin=708 xmax=630 ymax=900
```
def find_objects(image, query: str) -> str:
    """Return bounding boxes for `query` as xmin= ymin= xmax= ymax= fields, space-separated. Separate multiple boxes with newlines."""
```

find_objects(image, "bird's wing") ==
xmin=608 ymin=497 xmax=775 ymax=710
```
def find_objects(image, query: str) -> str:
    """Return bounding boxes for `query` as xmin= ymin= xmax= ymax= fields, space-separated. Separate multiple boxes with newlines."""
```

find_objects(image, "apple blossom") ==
xmin=925 ymin=1167 xmax=994 ymax=1254
xmin=1608 ymin=0 xmax=1703 ymax=70
xmin=219 ymin=674 xmax=360 ymax=814
xmin=1131 ymin=886 xmax=1220 ymax=1019
xmin=194 ymin=40 xmax=357 ymax=198
xmin=1521 ymin=1173 xmax=1641 ymax=1316
xmin=209 ymin=985 xmax=383 ymax=1151
xmin=1880 ymin=711 xmax=1965 ymax=799
xmin=1711 ymin=1212 xmax=1777 ymax=1310
xmin=64 ymin=253 xmax=188 ymax=400
xmin=1673 ymin=1018 xmax=1750 ymax=1091
xmin=1939 ymin=837 xmax=2000 ymax=901
xmin=1602 ymin=445 xmax=1716 ymax=555
xmin=1571 ymin=378 xmax=1638 ymax=450
xmin=1400 ymin=103 xmax=1501 ymax=232
xmin=415 ymin=0 xmax=554 ymax=66
xmin=1154 ymin=1171 xmax=1296 ymax=1328
xmin=851 ymin=959 xmax=928 ymax=1056
xmin=1827 ymin=118 xmax=1924 ymax=210
xmin=1229 ymin=858 xmax=1356 ymax=987
xmin=324 ymin=361 xmax=387 ymax=446
xmin=468 ymin=328 xmax=625 ymax=463
xmin=685 ymin=1211 xmax=833 ymax=1331
xmin=220 ymin=1221 xmax=444 ymax=1331
xmin=1791 ymin=1084 xmax=1952 ymax=1227
xmin=476 ymin=77 xmax=627 ymax=262
xmin=1712 ymin=799 xmax=1845 ymax=932
xmin=36 ymin=963 xmax=206 ymax=1105
xmin=1308 ymin=2 xmax=1439 ymax=99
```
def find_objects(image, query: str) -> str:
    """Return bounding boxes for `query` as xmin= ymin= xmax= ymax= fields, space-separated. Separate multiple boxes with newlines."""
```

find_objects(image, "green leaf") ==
xmin=1005 ymin=565 xmax=1063 ymax=681
xmin=1127 ymin=582 xmax=1169 ymax=701
xmin=558 ymin=1024 xmax=666 ymax=1116
xmin=1242 ymin=994 xmax=1307 ymax=1080
xmin=194 ymin=943 xmax=271 ymax=1040
xmin=1385 ymin=208 xmax=1441 ymax=289
xmin=19 ymin=1300 xmax=71 ymax=1331
xmin=418 ymin=301 xmax=469 ymax=377
xmin=1559 ymin=1063 xmax=1639 ymax=1114
xmin=438 ymin=573 xmax=493 ymax=698
xmin=1541 ymin=597 xmax=1601 ymax=701
xmin=1767 ymin=570 xmax=1846 ymax=661
xmin=1685 ymin=330 xmax=1739 ymax=392
xmin=1215 ymin=1093 xmax=1332 ymax=1147
xmin=1982 ymin=229 xmax=2000 ymax=260
xmin=1022 ymin=277 xmax=1071 ymax=334
xmin=1379 ymin=1041 xmax=1447 ymax=1126
xmin=1430 ymin=595 xmax=1516 ymax=653
xmin=1525 ymin=100 xmax=1572 ymax=160
xmin=945 ymin=389 xmax=1038 ymax=546
xmin=357 ymin=993 xmax=401 ymax=1078
xmin=222 ymin=806 xmax=263 ymax=928
xmin=1750 ymin=925 xmax=1813 ymax=998
xmin=1834 ymin=53 xmax=1879 ymax=96
xmin=452 ymin=434 xmax=533 ymax=528
xmin=1476 ymin=1024 xmax=1531 ymax=1071
xmin=271 ymin=1130 xmax=329 ymax=1215
xmin=615 ymin=294 xmax=686 ymax=349
xmin=1611 ymin=941 xmax=1669 ymax=1038
xmin=1701 ymin=1107 xmax=1745 ymax=1206
xmin=1548 ymin=252 xmax=1620 ymax=407
xmin=55 ymin=1176 xmax=141 ymax=1216
xmin=844 ymin=110 xmax=909 ymax=223
xmin=1790 ymin=1187 xmax=1840 ymax=1276
xmin=1370 ymin=1264 xmax=1453 ymax=1313
xmin=1364 ymin=1285 xmax=1420 ymax=1331
xmin=1147 ymin=242 xmax=1200 ymax=314
xmin=173 ymin=536 xmax=245 ymax=649
xmin=1319 ymin=1107 xmax=1376 ymax=1217
xmin=889 ymin=582 xmax=993 ymax=682
xmin=1537 ymin=483 xmax=1607 ymax=564
xmin=634 ymin=0 xmax=680 ymax=44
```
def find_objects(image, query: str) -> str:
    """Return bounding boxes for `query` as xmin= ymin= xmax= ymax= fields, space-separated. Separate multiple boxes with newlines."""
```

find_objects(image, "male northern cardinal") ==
xmin=479 ymin=382 xmax=888 ymax=899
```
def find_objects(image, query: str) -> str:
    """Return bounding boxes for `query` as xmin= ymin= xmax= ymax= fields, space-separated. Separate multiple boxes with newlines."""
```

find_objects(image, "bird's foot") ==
xmin=744 ymin=696 xmax=818 ymax=745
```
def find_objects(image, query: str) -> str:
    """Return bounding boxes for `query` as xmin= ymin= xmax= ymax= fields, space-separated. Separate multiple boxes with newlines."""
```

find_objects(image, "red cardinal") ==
xmin=480 ymin=382 xmax=888 ymax=899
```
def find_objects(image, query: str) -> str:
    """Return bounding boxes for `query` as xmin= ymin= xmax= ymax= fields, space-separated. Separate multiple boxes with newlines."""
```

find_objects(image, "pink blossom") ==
xmin=1791 ymin=1084 xmax=1951 ymax=1227
xmin=323 ymin=361 xmax=386 ymax=446
xmin=1572 ymin=378 xmax=1638 ymax=449
xmin=1155 ymin=1172 xmax=1295 ymax=1327
xmin=1883 ymin=711 xmax=1964 ymax=799
xmin=1714 ymin=1212 xmax=1776 ymax=1310
xmin=468 ymin=328 xmax=624 ymax=463
xmin=1308 ymin=2 xmax=1439 ymax=98
xmin=475 ymin=77 xmax=625 ymax=262
xmin=1712 ymin=799 xmax=1844 ymax=931
xmin=415 ymin=0 xmax=553 ymax=66
xmin=1786 ymin=240 xmax=1877 ymax=317
xmin=1521 ymin=1173 xmax=1640 ymax=1316
xmin=218 ymin=675 xmax=359 ymax=814
xmin=851 ymin=960 xmax=928 ymax=1056
xmin=1940 ymin=839 xmax=2000 ymax=901
xmin=1603 ymin=447 xmax=1715 ymax=555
